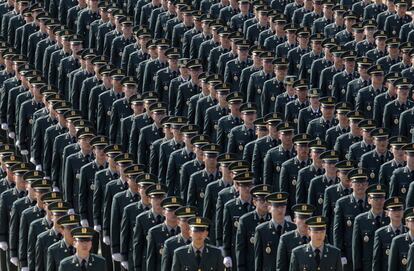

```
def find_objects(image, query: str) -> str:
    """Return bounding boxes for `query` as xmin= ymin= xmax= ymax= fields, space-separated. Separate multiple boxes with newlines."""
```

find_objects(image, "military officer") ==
xmin=120 ymin=96 xmax=145 ymax=153
xmin=352 ymin=184 xmax=389 ymax=271
xmin=384 ymin=0 xmax=411 ymax=37
xmin=47 ymin=214 xmax=80 ymax=271
xmin=64 ymin=127 xmax=95 ymax=213
xmin=308 ymin=150 xmax=340 ymax=215
xmin=276 ymin=204 xmax=314 ymax=271
xmin=280 ymin=133 xmax=312 ymax=213
xmin=322 ymin=160 xmax=354 ymax=243
xmin=137 ymin=102 xmax=167 ymax=168
xmin=356 ymin=65 xmax=386 ymax=119
xmin=383 ymin=77 xmax=414 ymax=136
xmin=287 ymin=27 xmax=311 ymax=76
xmin=160 ymin=205 xmax=196 ymax=271
xmin=146 ymin=196 xmax=183 ymax=271
xmin=222 ymin=172 xmax=256 ymax=270
xmin=284 ymin=80 xmax=309 ymax=130
xmin=254 ymin=192 xmax=296 ymax=271
xmin=187 ymin=144 xmax=221 ymax=214
xmin=296 ymin=139 xmax=325 ymax=205
xmin=348 ymin=119 xmax=376 ymax=163
xmin=36 ymin=201 xmax=72 ymax=271
xmin=216 ymin=92 xmax=243 ymax=152
xmin=227 ymin=102 xmax=257 ymax=159
xmin=110 ymin=17 xmax=136 ymax=68
xmin=298 ymin=33 xmax=324 ymax=82
xmin=155 ymin=48 xmax=180 ymax=106
xmin=319 ymin=45 xmax=345 ymax=97
xmin=58 ymin=227 xmax=106 ymax=271
xmin=108 ymin=76 xmax=137 ymax=144
xmin=133 ymin=184 xmax=167 ymax=271
xmin=297 ymin=89 xmax=322 ymax=134
xmin=360 ymin=128 xmax=393 ymax=185
xmin=372 ymin=196 xmax=406 ymax=271
xmin=289 ymin=216 xmax=342 ymax=271
xmin=345 ymin=57 xmax=372 ymax=108
xmin=306 ymin=96 xmax=338 ymax=140
xmin=235 ymin=184 xmax=271 ymax=271
xmin=388 ymin=208 xmax=414 ymax=270
xmin=120 ymin=173 xmax=154 ymax=270
xmin=224 ymin=40 xmax=252 ymax=93
xmin=79 ymin=136 xmax=108 ymax=227
xmin=171 ymin=217 xmax=225 ymax=271
xmin=334 ymin=111 xmax=363 ymax=160
xmin=333 ymin=168 xmax=370 ymax=271
xmin=391 ymin=143 xmax=414 ymax=202
xmin=252 ymin=113 xmax=282 ymax=183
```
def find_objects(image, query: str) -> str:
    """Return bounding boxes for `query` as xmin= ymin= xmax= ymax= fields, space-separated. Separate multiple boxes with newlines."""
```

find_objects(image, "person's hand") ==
xmin=21 ymin=267 xmax=29 ymax=271
xmin=1 ymin=123 xmax=8 ymax=130
xmin=341 ymin=257 xmax=348 ymax=266
xmin=81 ymin=219 xmax=89 ymax=227
xmin=20 ymin=150 xmax=28 ymax=156
xmin=35 ymin=164 xmax=42 ymax=171
xmin=8 ymin=132 xmax=15 ymax=139
xmin=103 ymin=236 xmax=111 ymax=245
xmin=94 ymin=225 xmax=101 ymax=232
xmin=0 ymin=242 xmax=8 ymax=251
xmin=10 ymin=257 xmax=18 ymax=266
xmin=121 ymin=261 xmax=129 ymax=270
xmin=112 ymin=253 xmax=122 ymax=262
xmin=223 ymin=257 xmax=232 ymax=268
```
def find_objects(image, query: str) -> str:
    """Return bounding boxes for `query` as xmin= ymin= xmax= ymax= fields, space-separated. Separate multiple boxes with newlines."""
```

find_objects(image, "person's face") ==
xmin=258 ymin=13 xmax=268 ymax=24
xmin=89 ymin=0 xmax=98 ymax=8
xmin=238 ymin=183 xmax=253 ymax=197
xmin=298 ymin=36 xmax=309 ymax=47
xmin=229 ymin=102 xmax=241 ymax=114
xmin=163 ymin=209 xmax=178 ymax=224
xmin=262 ymin=60 xmax=273 ymax=72
xmin=190 ymin=68 xmax=202 ymax=80
xmin=190 ymin=229 xmax=208 ymax=242
xmin=324 ymin=162 xmax=336 ymax=175
xmin=268 ymin=125 xmax=278 ymax=139
xmin=178 ymin=219 xmax=190 ymax=234
xmin=389 ymin=209 xmax=404 ymax=222
xmin=368 ymin=196 xmax=385 ymax=210
xmin=63 ymin=228 xmax=75 ymax=244
xmin=123 ymin=85 xmax=137 ymax=97
xmin=168 ymin=58 xmax=178 ymax=70
xmin=240 ymin=2 xmax=249 ymax=12
xmin=407 ymin=220 xmax=414 ymax=232
xmin=376 ymin=38 xmax=386 ymax=48
xmin=310 ymin=150 xmax=321 ymax=164
xmin=269 ymin=205 xmax=286 ymax=220
xmin=321 ymin=106 xmax=334 ymax=119
xmin=238 ymin=49 xmax=248 ymax=60
xmin=275 ymin=67 xmax=287 ymax=78
xmin=242 ymin=112 xmax=256 ymax=124
xmin=374 ymin=138 xmax=388 ymax=152
xmin=152 ymin=111 xmax=166 ymax=125
xmin=297 ymin=89 xmax=307 ymax=100
xmin=312 ymin=41 xmax=322 ymax=53
xmin=323 ymin=5 xmax=333 ymax=17
xmin=345 ymin=59 xmax=355 ymax=71
xmin=392 ymin=147 xmax=405 ymax=161
xmin=351 ymin=181 xmax=368 ymax=195
xmin=79 ymin=137 xmax=92 ymax=152
xmin=397 ymin=87 xmax=409 ymax=100
xmin=172 ymin=128 xmax=183 ymax=142
xmin=337 ymin=114 xmax=348 ymax=126
xmin=253 ymin=197 xmax=269 ymax=214
xmin=279 ymin=132 xmax=293 ymax=146
xmin=93 ymin=147 xmax=105 ymax=161
xmin=337 ymin=171 xmax=351 ymax=188
xmin=295 ymin=216 xmax=308 ymax=234
xmin=309 ymin=229 xmax=326 ymax=246
xmin=74 ymin=239 xmax=92 ymax=253
xmin=150 ymin=196 xmax=164 ymax=212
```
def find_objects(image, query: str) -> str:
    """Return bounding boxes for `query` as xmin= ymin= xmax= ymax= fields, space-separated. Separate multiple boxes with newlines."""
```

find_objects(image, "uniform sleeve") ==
xmin=333 ymin=201 xmax=345 ymax=256
xmin=18 ymin=213 xmax=29 ymax=267
xmin=187 ymin=174 xmax=197 ymax=208
xmin=78 ymin=165 xmax=89 ymax=220
xmin=371 ymin=230 xmax=382 ymax=271
xmin=46 ymin=246 xmax=55 ymax=271
xmin=352 ymin=217 xmax=362 ymax=271
xmin=9 ymin=203 xmax=19 ymax=257
xmin=171 ymin=250 xmax=181 ymax=271
xmin=110 ymin=196 xmax=121 ymax=253
xmin=133 ymin=218 xmax=145 ymax=271
xmin=146 ymin=230 xmax=156 ymax=271
xmin=63 ymin=157 xmax=74 ymax=206
xmin=165 ymin=155 xmax=177 ymax=197
xmin=388 ymin=237 xmax=400 ymax=271
xmin=222 ymin=204 xmax=233 ymax=257
xmin=276 ymin=236 xmax=288 ymax=271
xmin=235 ymin=217 xmax=247 ymax=270
xmin=96 ymin=95 xmax=106 ymax=136
xmin=215 ymin=194 xmax=224 ymax=246
xmin=27 ymin=223 xmax=37 ymax=270
xmin=109 ymin=106 xmax=119 ymax=144
xmin=120 ymin=207 xmax=130 ymax=260
xmin=254 ymin=229 xmax=263 ymax=271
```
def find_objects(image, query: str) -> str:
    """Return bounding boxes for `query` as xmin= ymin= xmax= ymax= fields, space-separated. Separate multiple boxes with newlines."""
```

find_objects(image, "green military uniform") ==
xmin=255 ymin=192 xmax=296 ymax=271
xmin=235 ymin=185 xmax=271 ymax=271
xmin=120 ymin=200 xmax=151 ymax=270
xmin=223 ymin=173 xmax=256 ymax=270
xmin=280 ymin=134 xmax=312 ymax=213
xmin=297 ymin=103 xmax=322 ymax=135
xmin=308 ymin=151 xmax=340 ymax=215
xmin=276 ymin=204 xmax=315 ymax=271
xmin=47 ymin=214 xmax=77 ymax=271
xmin=325 ymin=105 xmax=350 ymax=149
xmin=347 ymin=119 xmax=377 ymax=163
xmin=133 ymin=184 xmax=167 ymax=271
xmin=322 ymin=160 xmax=354 ymax=242
xmin=390 ymin=143 xmax=414 ymax=201
xmin=216 ymin=113 xmax=242 ymax=152
xmin=58 ymin=227 xmax=106 ymax=271
xmin=388 ymin=208 xmax=414 ymax=271
xmin=146 ymin=196 xmax=183 ymax=271
xmin=356 ymin=68 xmax=386 ymax=119
xmin=334 ymin=168 xmax=371 ymax=271
xmin=372 ymin=197 xmax=407 ymax=271
xmin=263 ymin=122 xmax=296 ymax=191
xmin=306 ymin=96 xmax=338 ymax=139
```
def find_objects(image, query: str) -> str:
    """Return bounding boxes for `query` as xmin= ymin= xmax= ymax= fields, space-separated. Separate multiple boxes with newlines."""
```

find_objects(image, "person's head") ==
xmin=161 ymin=196 xmax=183 ymax=227
xmin=57 ymin=214 xmax=80 ymax=245
xmin=187 ymin=60 xmax=203 ymax=82
xmin=297 ymin=31 xmax=310 ymax=48
xmin=234 ymin=172 xmax=254 ymax=199
xmin=309 ymin=140 xmax=326 ymax=167
xmin=77 ymin=130 xmax=94 ymax=153
xmin=292 ymin=204 xmax=315 ymax=236
xmin=348 ymin=168 xmax=369 ymax=197
xmin=149 ymin=103 xmax=167 ymax=126
xmin=371 ymin=128 xmax=389 ymax=153
xmin=404 ymin=209 xmax=414 ymax=234
xmin=175 ymin=206 xmax=197 ymax=238
xmin=189 ymin=217 xmax=210 ymax=245
xmin=104 ymin=145 xmax=122 ymax=171
xmin=265 ymin=113 xmax=282 ymax=140
xmin=266 ymin=192 xmax=288 ymax=221
xmin=395 ymin=78 xmax=411 ymax=101
xmin=293 ymin=134 xmax=311 ymax=160
xmin=240 ymin=103 xmax=257 ymax=125
xmin=72 ymin=227 xmax=94 ymax=255
xmin=226 ymin=92 xmax=243 ymax=116
xmin=201 ymin=144 xmax=220 ymax=169
xmin=335 ymin=104 xmax=350 ymax=127
xmin=124 ymin=165 xmax=143 ymax=193
xmin=385 ymin=197 xmax=404 ymax=223
xmin=366 ymin=184 xmax=386 ymax=212
xmin=403 ymin=143 xmax=414 ymax=168
xmin=375 ymin=33 xmax=387 ymax=50
xmin=260 ymin=53 xmax=274 ymax=73
xmin=306 ymin=216 xmax=327 ymax=247
xmin=278 ymin=123 xmax=294 ymax=148
xmin=146 ymin=184 xmax=167 ymax=214
xmin=319 ymin=96 xmax=335 ymax=120
xmin=389 ymin=136 xmax=407 ymax=162
xmin=396 ymin=1 xmax=407 ymax=16
xmin=336 ymin=161 xmax=353 ymax=188
xmin=310 ymin=34 xmax=323 ymax=54
xmin=342 ymin=54 xmax=356 ymax=72
xmin=322 ymin=2 xmax=334 ymax=18
xmin=320 ymin=151 xmax=339 ymax=176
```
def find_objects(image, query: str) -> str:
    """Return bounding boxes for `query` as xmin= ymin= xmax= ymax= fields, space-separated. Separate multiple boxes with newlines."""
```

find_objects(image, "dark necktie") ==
xmin=235 ymin=117 xmax=241 ymax=125
xmin=209 ymin=174 xmax=215 ymax=182
xmin=156 ymin=215 xmax=163 ymax=224
xmin=259 ymin=217 xmax=265 ymax=223
xmin=170 ymin=228 xmax=176 ymax=236
xmin=221 ymin=107 xmax=227 ymax=116
xmin=317 ymin=168 xmax=323 ymax=175
xmin=396 ymin=229 xmax=401 ymax=235
xmin=358 ymin=200 xmax=364 ymax=213
xmin=99 ymin=165 xmax=104 ymax=170
xmin=272 ymin=139 xmax=278 ymax=146
xmin=158 ymin=128 xmax=164 ymax=138
xmin=196 ymin=250 xmax=202 ymax=266
xmin=344 ymin=188 xmax=350 ymax=195
xmin=248 ymin=129 xmax=254 ymax=141
xmin=68 ymin=246 xmax=75 ymax=255
xmin=186 ymin=239 xmax=192 ymax=244
xmin=85 ymin=155 xmax=92 ymax=162
xmin=123 ymin=182 xmax=128 ymax=190
xmin=285 ymin=150 xmax=291 ymax=159
xmin=242 ymin=202 xmax=249 ymax=213
xmin=300 ymin=161 xmax=306 ymax=168
xmin=9 ymin=182 xmax=15 ymax=189
xmin=116 ymin=93 xmax=122 ymax=99
xmin=71 ymin=137 xmax=76 ymax=143
xmin=375 ymin=216 xmax=381 ymax=229
xmin=19 ymin=191 xmax=26 ymax=198
xmin=189 ymin=152 xmax=195 ymax=160
xmin=113 ymin=173 xmax=119 ymax=179
xmin=276 ymin=225 xmax=283 ymax=235
xmin=315 ymin=249 xmax=321 ymax=266
xmin=81 ymin=259 xmax=87 ymax=271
